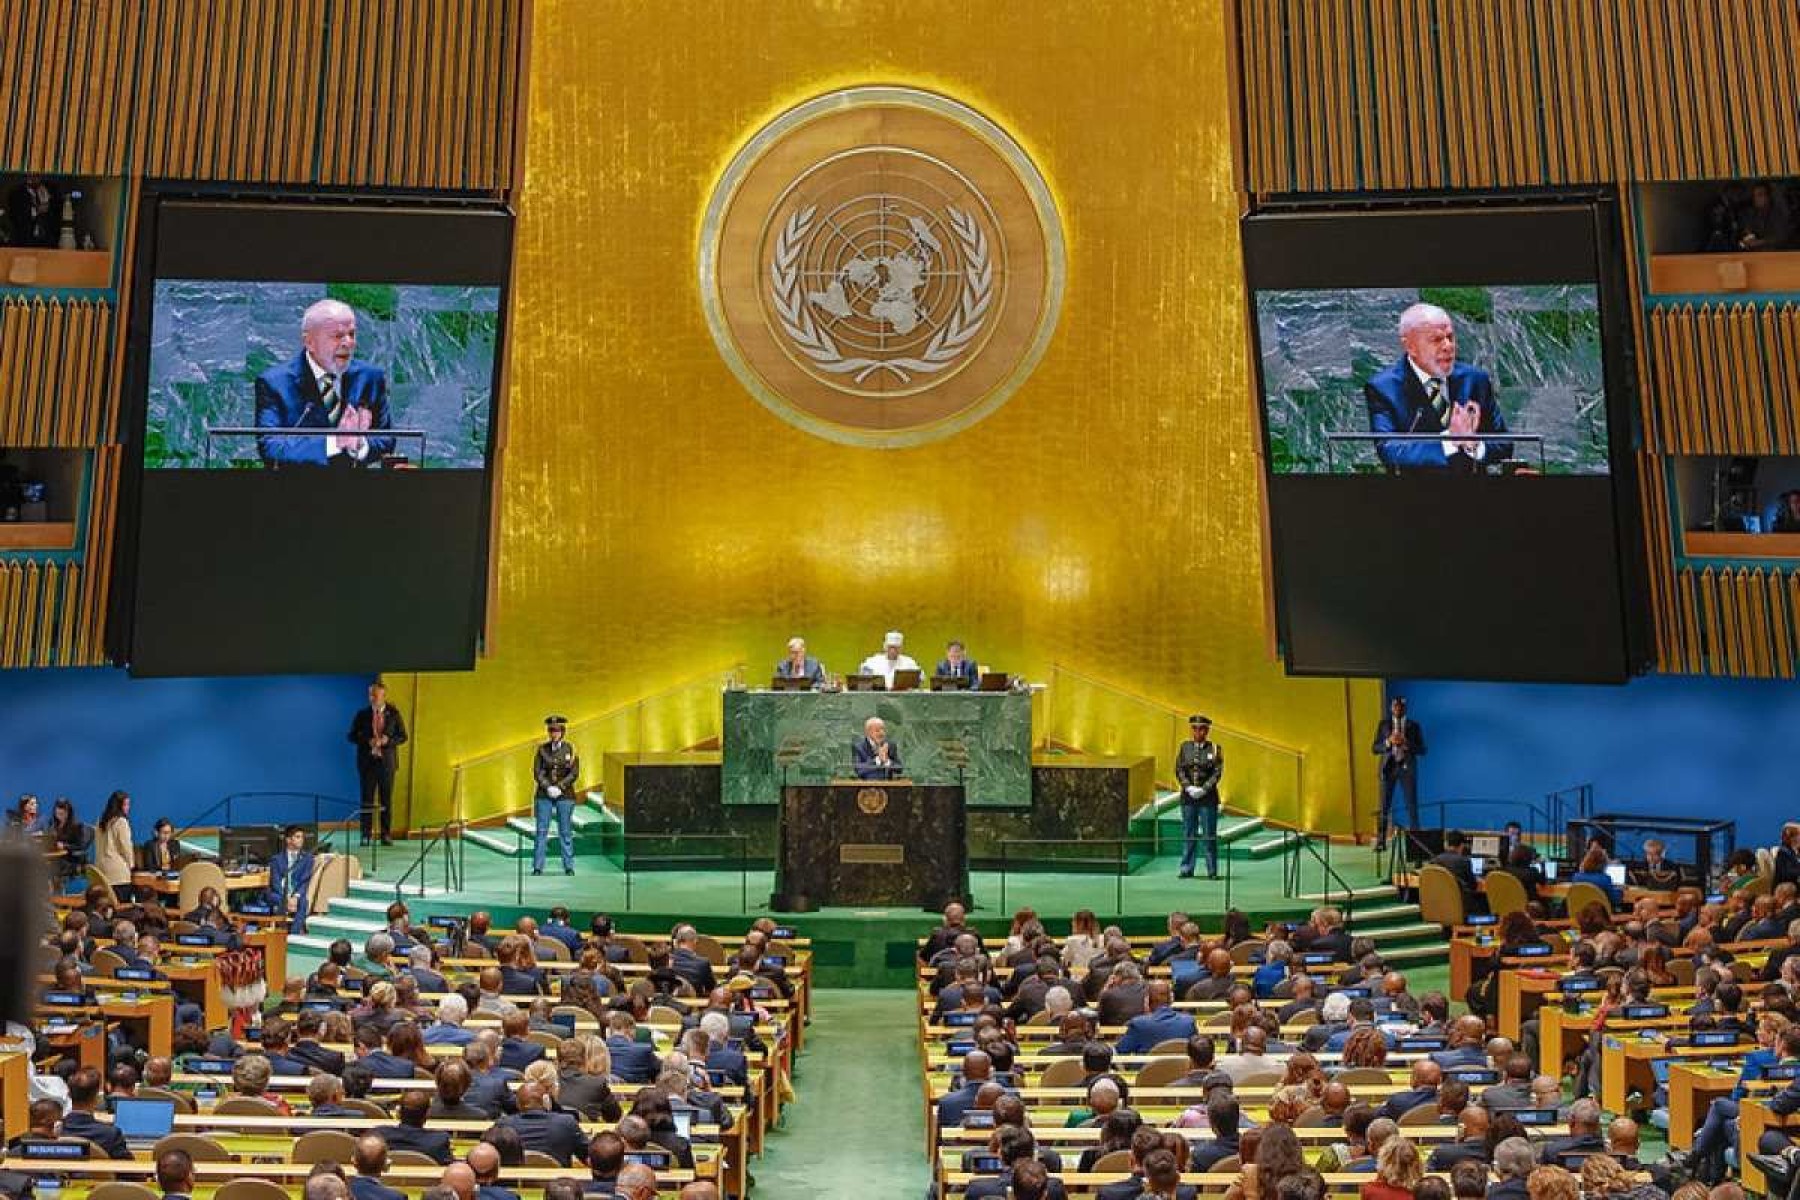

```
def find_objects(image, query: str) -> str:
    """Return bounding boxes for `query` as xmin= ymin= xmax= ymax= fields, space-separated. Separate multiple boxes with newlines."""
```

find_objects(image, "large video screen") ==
xmin=116 ymin=196 xmax=513 ymax=677
xmin=145 ymin=281 xmax=500 ymax=470
xmin=1244 ymin=201 xmax=1645 ymax=682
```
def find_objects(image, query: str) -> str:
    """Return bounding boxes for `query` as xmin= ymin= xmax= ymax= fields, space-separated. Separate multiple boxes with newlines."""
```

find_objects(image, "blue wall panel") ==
xmin=0 ymin=669 xmax=367 ymax=831
xmin=1390 ymin=674 xmax=1797 ymax=847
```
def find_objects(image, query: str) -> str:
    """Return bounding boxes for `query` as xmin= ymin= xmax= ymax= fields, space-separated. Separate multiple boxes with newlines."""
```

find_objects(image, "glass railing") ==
xmin=447 ymin=664 xmax=744 ymax=825
xmin=1039 ymin=663 xmax=1306 ymax=823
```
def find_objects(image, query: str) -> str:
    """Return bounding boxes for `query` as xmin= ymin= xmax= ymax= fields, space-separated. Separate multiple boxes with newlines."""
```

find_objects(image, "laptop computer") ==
xmin=976 ymin=672 xmax=1010 ymax=691
xmin=890 ymin=669 xmax=923 ymax=692
xmin=929 ymin=674 xmax=971 ymax=691
xmin=1471 ymin=856 xmax=1488 ymax=878
xmin=112 ymin=1097 xmax=176 ymax=1148
xmin=1605 ymin=862 xmax=1628 ymax=888
xmin=1540 ymin=859 xmax=1562 ymax=882
xmin=844 ymin=674 xmax=885 ymax=691
xmin=768 ymin=675 xmax=813 ymax=691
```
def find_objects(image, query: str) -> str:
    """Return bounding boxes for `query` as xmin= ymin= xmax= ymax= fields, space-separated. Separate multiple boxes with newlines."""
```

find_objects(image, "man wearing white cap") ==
xmin=858 ymin=630 xmax=919 ymax=689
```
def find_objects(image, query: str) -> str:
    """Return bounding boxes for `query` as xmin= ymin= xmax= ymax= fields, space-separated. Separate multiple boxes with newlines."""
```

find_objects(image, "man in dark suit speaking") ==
xmin=852 ymin=716 xmax=903 ymax=780
xmin=255 ymin=297 xmax=394 ymax=468
xmin=1364 ymin=303 xmax=1511 ymax=473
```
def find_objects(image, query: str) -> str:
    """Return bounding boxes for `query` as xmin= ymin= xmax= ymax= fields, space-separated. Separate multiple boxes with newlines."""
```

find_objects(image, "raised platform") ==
xmin=296 ymin=827 xmax=1446 ymax=988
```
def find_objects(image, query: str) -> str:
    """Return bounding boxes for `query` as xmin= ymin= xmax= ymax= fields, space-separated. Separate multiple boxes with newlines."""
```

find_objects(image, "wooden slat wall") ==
xmin=1236 ymin=0 xmax=1800 ymax=193
xmin=1670 ymin=565 xmax=1800 ymax=679
xmin=4 ymin=0 xmax=525 ymax=186
xmin=0 ymin=298 xmax=112 ymax=445
xmin=1645 ymin=304 xmax=1800 ymax=455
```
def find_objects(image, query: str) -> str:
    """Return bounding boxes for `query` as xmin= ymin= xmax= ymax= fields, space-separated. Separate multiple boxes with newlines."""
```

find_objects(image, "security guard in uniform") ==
xmin=1176 ymin=714 xmax=1225 ymax=879
xmin=532 ymin=715 xmax=581 ymax=877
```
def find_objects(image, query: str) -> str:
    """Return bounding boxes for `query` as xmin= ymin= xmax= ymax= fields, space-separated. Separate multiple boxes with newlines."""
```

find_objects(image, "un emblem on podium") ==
xmin=700 ymin=86 xmax=1065 ymax=447
xmin=855 ymin=788 xmax=889 ymax=816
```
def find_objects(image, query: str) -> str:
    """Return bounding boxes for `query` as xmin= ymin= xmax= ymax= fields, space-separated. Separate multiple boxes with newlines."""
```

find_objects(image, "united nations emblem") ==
xmin=700 ymin=86 xmax=1065 ymax=447
xmin=855 ymin=788 xmax=889 ymax=816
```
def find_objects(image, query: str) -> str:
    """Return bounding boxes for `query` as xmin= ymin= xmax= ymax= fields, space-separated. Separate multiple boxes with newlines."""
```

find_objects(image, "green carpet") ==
xmin=757 ymin=989 xmax=927 ymax=1199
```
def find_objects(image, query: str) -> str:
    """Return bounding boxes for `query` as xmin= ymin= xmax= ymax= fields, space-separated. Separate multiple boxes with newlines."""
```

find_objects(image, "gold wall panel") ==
xmin=395 ymin=0 xmax=1383 ymax=834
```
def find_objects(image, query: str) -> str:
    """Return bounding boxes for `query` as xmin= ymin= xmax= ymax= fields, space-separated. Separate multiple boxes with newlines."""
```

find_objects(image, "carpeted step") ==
xmin=303 ymin=913 xmax=385 ymax=940
xmin=1355 ymin=920 xmax=1443 ymax=946
xmin=1296 ymin=884 xmax=1399 ymax=903
xmin=1378 ymin=943 xmax=1451 ymax=966
xmin=345 ymin=879 xmax=453 ymax=900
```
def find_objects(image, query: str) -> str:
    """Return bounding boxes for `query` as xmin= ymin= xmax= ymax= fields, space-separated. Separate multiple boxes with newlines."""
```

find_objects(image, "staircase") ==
xmin=461 ymin=791 xmax=621 ymax=859
xmin=288 ymin=876 xmax=457 ymax=955
xmin=1134 ymin=794 xmax=1449 ymax=971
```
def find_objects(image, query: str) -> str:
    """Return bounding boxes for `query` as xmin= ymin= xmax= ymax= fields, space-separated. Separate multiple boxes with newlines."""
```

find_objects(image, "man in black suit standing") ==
xmin=1372 ymin=696 xmax=1425 ymax=852
xmin=348 ymin=680 xmax=408 ymax=845
xmin=851 ymin=716 xmax=903 ymax=780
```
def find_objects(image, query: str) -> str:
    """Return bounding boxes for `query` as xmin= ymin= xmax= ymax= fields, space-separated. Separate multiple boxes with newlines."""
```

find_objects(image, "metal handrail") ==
xmin=996 ymin=836 xmax=1233 ymax=916
xmin=1283 ymin=832 xmax=1361 ymax=929
xmin=393 ymin=820 xmax=462 ymax=898
xmin=172 ymin=791 xmax=360 ymax=847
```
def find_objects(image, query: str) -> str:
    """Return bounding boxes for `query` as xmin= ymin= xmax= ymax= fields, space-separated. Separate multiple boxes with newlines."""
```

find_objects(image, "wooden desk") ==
xmin=0 ymin=1052 xmax=30 ymax=1140
xmin=1667 ymin=1063 xmax=1739 ymax=1149
xmin=1600 ymin=1036 xmax=1751 ymax=1116
xmin=1740 ymin=1098 xmax=1798 ymax=1194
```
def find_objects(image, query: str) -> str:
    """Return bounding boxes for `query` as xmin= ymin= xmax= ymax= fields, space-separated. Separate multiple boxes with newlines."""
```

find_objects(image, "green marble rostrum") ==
xmin=721 ymin=689 xmax=1032 ymax=807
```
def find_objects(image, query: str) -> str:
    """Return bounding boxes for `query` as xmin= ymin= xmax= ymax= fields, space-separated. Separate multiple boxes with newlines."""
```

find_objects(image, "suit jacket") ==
xmin=851 ymin=736 xmax=903 ymax=780
xmin=254 ymin=351 xmax=393 ymax=467
xmin=498 ymin=1037 xmax=545 ymax=1073
xmin=423 ymin=1022 xmax=475 ymax=1046
xmin=268 ymin=849 xmax=314 ymax=907
xmin=140 ymin=836 xmax=185 ymax=873
xmin=377 ymin=1123 xmax=451 ymax=1164
xmin=360 ymin=1051 xmax=423 ymax=1080
xmin=557 ymin=1071 xmax=622 ymax=1121
xmin=503 ymin=1109 xmax=589 ymax=1166
xmin=706 ymin=1044 xmax=749 ymax=1088
xmin=1097 ymin=983 xmax=1148 ymax=1027
xmin=1432 ymin=851 xmax=1479 ymax=895
xmin=671 ymin=947 xmax=717 ymax=994
xmin=350 ymin=1178 xmax=407 ymax=1200
xmin=605 ymin=1034 xmax=661 ymax=1083
xmin=1373 ymin=716 xmax=1426 ymax=778
xmin=1364 ymin=357 xmax=1511 ymax=472
xmin=934 ymin=658 xmax=980 ymax=686
xmin=61 ymin=1110 xmax=130 ymax=1159
xmin=967 ymin=1173 xmax=1068 ymax=1200
xmin=935 ymin=1081 xmax=985 ymax=1129
xmin=1379 ymin=1085 xmax=1440 ymax=1122
xmin=465 ymin=1068 xmax=518 ymax=1117
xmin=291 ymin=1040 xmax=346 ymax=1076
xmin=349 ymin=703 xmax=408 ymax=774
xmin=1116 ymin=1006 xmax=1197 ymax=1054
xmin=1487 ymin=1178 xmax=1530 ymax=1200
xmin=774 ymin=656 xmax=826 ymax=685
xmin=534 ymin=739 xmax=580 ymax=799
xmin=1776 ymin=845 xmax=1800 ymax=890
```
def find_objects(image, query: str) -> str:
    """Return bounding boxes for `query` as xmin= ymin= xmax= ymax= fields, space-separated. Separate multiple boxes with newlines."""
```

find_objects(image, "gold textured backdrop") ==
xmin=393 ymin=0 xmax=1382 ymax=833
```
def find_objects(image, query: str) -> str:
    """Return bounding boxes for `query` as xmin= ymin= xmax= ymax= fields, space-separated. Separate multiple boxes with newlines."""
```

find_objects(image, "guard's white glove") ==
xmin=1184 ymin=786 xmax=1203 ymax=799
xmin=547 ymin=786 xmax=562 ymax=799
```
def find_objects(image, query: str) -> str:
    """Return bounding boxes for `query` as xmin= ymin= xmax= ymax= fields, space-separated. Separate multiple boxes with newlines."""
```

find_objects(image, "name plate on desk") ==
xmin=840 ymin=843 xmax=905 ymax=864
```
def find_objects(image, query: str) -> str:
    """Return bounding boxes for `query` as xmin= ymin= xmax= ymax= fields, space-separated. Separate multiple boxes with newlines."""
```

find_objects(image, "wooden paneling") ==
xmin=1234 ymin=0 xmax=1800 ymax=193
xmin=0 ymin=298 xmax=111 ymax=446
xmin=1671 ymin=564 xmax=1800 ymax=679
xmin=3 ymin=0 xmax=525 ymax=186
xmin=1645 ymin=304 xmax=1796 ymax=455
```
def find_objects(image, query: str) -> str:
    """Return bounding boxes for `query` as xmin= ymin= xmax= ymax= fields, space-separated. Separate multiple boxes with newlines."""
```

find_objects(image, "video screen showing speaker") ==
xmin=1243 ymin=200 xmax=1645 ymax=682
xmin=117 ymin=194 xmax=514 ymax=677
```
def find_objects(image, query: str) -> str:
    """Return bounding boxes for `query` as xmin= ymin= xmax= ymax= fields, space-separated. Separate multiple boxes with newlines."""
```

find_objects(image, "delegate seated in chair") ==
xmin=265 ymin=824 xmax=315 ymax=932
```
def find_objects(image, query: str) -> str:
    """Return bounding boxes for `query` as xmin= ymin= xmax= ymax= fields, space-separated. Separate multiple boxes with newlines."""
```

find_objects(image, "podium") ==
xmin=772 ymin=779 xmax=967 ymax=911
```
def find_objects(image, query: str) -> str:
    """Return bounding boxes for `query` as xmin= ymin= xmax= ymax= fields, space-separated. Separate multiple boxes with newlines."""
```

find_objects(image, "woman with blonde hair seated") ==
xmin=1362 ymin=1136 xmax=1423 ymax=1200
xmin=1526 ymin=1165 xmax=1579 ymax=1200
xmin=1580 ymin=1153 xmax=1666 ymax=1200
